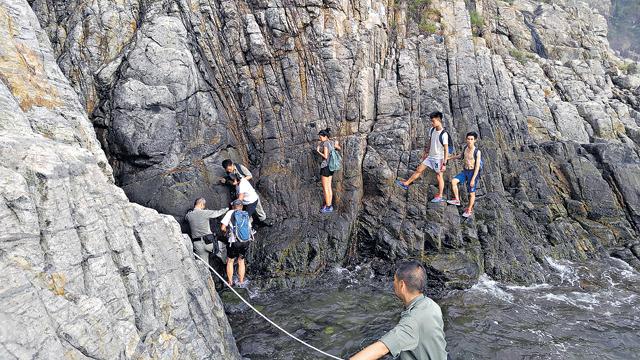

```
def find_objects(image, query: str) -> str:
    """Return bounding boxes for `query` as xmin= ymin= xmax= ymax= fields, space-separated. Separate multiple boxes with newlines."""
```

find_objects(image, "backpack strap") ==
xmin=439 ymin=129 xmax=448 ymax=147
xmin=462 ymin=146 xmax=479 ymax=168
xmin=430 ymin=127 xmax=448 ymax=147
xmin=235 ymin=163 xmax=246 ymax=178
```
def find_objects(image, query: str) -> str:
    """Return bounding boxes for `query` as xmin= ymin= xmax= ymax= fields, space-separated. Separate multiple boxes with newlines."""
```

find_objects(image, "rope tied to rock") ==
xmin=193 ymin=253 xmax=344 ymax=360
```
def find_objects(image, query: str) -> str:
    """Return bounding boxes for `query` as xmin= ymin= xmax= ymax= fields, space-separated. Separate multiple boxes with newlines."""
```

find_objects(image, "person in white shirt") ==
xmin=221 ymin=199 xmax=251 ymax=286
xmin=226 ymin=173 xmax=260 ymax=217
xmin=395 ymin=111 xmax=450 ymax=203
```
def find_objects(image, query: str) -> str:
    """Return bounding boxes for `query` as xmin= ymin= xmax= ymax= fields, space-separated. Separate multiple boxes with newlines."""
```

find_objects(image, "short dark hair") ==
xmin=429 ymin=111 xmax=443 ymax=121
xmin=194 ymin=197 xmax=206 ymax=207
xmin=222 ymin=159 xmax=233 ymax=169
xmin=395 ymin=261 xmax=427 ymax=293
xmin=466 ymin=131 xmax=478 ymax=139
xmin=227 ymin=173 xmax=239 ymax=183
xmin=318 ymin=127 xmax=331 ymax=137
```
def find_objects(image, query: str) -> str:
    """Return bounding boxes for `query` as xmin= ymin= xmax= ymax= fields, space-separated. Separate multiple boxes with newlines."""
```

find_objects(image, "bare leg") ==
xmin=468 ymin=192 xmax=476 ymax=212
xmin=436 ymin=172 xmax=445 ymax=197
xmin=321 ymin=176 xmax=332 ymax=206
xmin=326 ymin=176 xmax=333 ymax=206
xmin=403 ymin=164 xmax=427 ymax=186
xmin=237 ymin=258 xmax=246 ymax=283
xmin=451 ymin=178 xmax=460 ymax=200
xmin=226 ymin=258 xmax=235 ymax=285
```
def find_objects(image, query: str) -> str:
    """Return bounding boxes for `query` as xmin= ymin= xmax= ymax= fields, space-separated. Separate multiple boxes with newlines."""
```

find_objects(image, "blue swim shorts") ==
xmin=454 ymin=170 xmax=480 ymax=193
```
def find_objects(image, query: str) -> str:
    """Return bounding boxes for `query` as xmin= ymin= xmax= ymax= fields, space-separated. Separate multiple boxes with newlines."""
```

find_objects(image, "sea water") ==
xmin=226 ymin=257 xmax=640 ymax=359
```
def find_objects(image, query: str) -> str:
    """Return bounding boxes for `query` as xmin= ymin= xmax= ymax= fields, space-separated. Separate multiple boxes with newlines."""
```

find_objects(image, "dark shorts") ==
xmin=244 ymin=200 xmax=258 ymax=218
xmin=454 ymin=169 xmax=480 ymax=193
xmin=320 ymin=166 xmax=334 ymax=177
xmin=192 ymin=234 xmax=218 ymax=254
xmin=226 ymin=241 xmax=249 ymax=259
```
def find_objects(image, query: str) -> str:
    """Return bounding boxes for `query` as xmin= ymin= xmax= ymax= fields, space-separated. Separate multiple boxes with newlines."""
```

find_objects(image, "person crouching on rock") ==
xmin=185 ymin=198 xmax=228 ymax=268
xmin=226 ymin=173 xmax=260 ymax=219
xmin=221 ymin=199 xmax=253 ymax=287
xmin=220 ymin=159 xmax=273 ymax=227
xmin=395 ymin=111 xmax=449 ymax=203
xmin=316 ymin=128 xmax=341 ymax=213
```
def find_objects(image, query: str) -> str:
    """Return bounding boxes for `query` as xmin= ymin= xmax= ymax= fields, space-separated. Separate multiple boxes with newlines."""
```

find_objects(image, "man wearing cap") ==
xmin=226 ymin=173 xmax=260 ymax=219
xmin=185 ymin=198 xmax=228 ymax=268
xmin=350 ymin=260 xmax=448 ymax=360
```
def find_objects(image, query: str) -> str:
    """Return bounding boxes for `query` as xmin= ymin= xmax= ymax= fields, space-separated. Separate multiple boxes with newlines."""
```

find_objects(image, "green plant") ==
xmin=419 ymin=19 xmax=438 ymax=34
xmin=510 ymin=49 xmax=529 ymax=64
xmin=627 ymin=62 xmax=638 ymax=75
xmin=408 ymin=0 xmax=432 ymax=20
xmin=469 ymin=10 xmax=484 ymax=36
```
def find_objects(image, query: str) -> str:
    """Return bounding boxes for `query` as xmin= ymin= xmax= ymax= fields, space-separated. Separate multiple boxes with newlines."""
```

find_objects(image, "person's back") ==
xmin=186 ymin=208 xmax=222 ymax=239
xmin=383 ymin=294 xmax=447 ymax=360
xmin=350 ymin=261 xmax=447 ymax=360
xmin=186 ymin=198 xmax=228 ymax=269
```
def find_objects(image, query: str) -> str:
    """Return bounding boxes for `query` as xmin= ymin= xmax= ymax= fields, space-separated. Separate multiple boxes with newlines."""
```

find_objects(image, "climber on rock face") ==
xmin=185 ymin=197 xmax=228 ymax=268
xmin=226 ymin=173 xmax=260 ymax=219
xmin=316 ymin=127 xmax=341 ymax=213
xmin=220 ymin=159 xmax=272 ymax=227
xmin=221 ymin=199 xmax=253 ymax=287
xmin=447 ymin=131 xmax=482 ymax=218
xmin=350 ymin=261 xmax=448 ymax=360
xmin=395 ymin=111 xmax=449 ymax=203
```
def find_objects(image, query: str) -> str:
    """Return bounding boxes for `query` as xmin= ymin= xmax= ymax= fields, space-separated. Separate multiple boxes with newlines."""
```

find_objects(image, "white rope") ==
xmin=193 ymin=253 xmax=344 ymax=360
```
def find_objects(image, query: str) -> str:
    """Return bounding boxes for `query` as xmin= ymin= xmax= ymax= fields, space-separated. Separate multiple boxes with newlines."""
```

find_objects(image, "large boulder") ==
xmin=0 ymin=0 xmax=240 ymax=358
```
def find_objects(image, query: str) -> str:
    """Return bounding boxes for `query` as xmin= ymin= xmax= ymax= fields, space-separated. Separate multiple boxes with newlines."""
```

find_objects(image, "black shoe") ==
xmin=261 ymin=219 xmax=274 ymax=227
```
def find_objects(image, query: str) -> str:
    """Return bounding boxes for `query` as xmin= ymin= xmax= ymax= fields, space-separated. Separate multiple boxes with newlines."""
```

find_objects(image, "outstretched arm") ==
xmin=349 ymin=341 xmax=389 ymax=360
xmin=204 ymin=208 xmax=228 ymax=219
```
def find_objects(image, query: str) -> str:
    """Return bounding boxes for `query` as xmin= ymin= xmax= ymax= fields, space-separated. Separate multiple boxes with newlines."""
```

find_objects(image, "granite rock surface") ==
xmin=23 ymin=0 xmax=640 ymax=287
xmin=0 ymin=0 xmax=240 ymax=358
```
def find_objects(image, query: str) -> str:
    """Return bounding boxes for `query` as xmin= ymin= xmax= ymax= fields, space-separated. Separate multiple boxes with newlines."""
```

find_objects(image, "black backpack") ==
xmin=429 ymin=127 xmax=455 ymax=154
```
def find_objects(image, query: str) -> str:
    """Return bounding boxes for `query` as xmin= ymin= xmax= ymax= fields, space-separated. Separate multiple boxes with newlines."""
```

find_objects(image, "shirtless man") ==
xmin=447 ymin=132 xmax=482 ymax=218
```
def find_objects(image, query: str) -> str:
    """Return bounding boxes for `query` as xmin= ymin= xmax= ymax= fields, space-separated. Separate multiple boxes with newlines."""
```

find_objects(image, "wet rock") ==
xmin=21 ymin=0 xmax=640 ymax=290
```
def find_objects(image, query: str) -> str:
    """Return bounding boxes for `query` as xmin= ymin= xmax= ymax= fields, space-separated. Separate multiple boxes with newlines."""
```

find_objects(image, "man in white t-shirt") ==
xmin=396 ymin=111 xmax=450 ymax=203
xmin=227 ymin=173 xmax=260 ymax=217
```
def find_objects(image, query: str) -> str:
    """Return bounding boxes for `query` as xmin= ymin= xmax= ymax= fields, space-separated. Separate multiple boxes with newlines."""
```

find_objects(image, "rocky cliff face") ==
xmin=24 ymin=0 xmax=640 ymax=288
xmin=0 ymin=0 xmax=240 ymax=358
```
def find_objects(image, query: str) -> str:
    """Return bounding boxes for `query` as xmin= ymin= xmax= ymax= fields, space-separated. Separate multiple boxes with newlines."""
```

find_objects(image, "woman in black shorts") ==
xmin=316 ymin=128 xmax=340 ymax=213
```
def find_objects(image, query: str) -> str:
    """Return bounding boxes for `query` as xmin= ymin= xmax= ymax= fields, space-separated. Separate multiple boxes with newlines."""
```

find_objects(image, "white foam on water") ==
xmin=333 ymin=266 xmax=349 ymax=274
xmin=542 ymin=293 xmax=595 ymax=310
xmin=470 ymin=274 xmax=514 ymax=302
xmin=527 ymin=329 xmax=553 ymax=340
xmin=545 ymin=257 xmax=579 ymax=285
xmin=505 ymin=283 xmax=552 ymax=291
xmin=608 ymin=256 xmax=638 ymax=272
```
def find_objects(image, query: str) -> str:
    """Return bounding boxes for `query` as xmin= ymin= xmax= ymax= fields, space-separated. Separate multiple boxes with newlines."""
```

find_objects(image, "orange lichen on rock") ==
xmin=0 ymin=6 xmax=62 ymax=111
